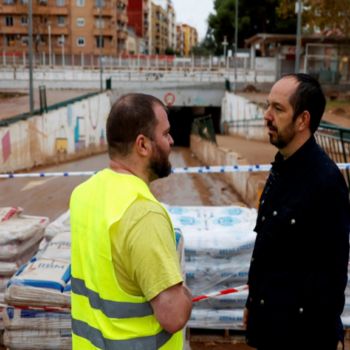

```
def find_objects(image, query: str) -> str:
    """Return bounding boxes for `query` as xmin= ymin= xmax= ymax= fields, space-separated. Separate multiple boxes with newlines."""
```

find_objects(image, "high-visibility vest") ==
xmin=70 ymin=169 xmax=183 ymax=350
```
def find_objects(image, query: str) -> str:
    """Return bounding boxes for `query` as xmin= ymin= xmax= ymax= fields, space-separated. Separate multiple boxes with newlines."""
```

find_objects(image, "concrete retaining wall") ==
xmin=190 ymin=134 xmax=265 ymax=208
xmin=0 ymin=92 xmax=111 ymax=173
xmin=221 ymin=92 xmax=269 ymax=142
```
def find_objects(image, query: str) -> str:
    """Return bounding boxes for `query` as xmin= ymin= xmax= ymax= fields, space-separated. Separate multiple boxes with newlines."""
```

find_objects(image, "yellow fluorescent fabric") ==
xmin=70 ymin=169 xmax=183 ymax=350
xmin=111 ymin=198 xmax=183 ymax=300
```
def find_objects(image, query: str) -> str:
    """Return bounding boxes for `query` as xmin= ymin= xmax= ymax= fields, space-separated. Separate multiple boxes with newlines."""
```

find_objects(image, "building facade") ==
xmin=182 ymin=24 xmax=198 ymax=57
xmin=126 ymin=0 xmax=151 ymax=54
xmin=176 ymin=23 xmax=185 ymax=56
xmin=0 ymin=0 xmax=129 ymax=57
xmin=150 ymin=1 xmax=167 ymax=54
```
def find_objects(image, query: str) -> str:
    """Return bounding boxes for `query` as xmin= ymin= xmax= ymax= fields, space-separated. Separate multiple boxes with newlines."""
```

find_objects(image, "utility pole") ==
xmin=234 ymin=0 xmax=238 ymax=92
xmin=295 ymin=0 xmax=302 ymax=73
xmin=222 ymin=35 xmax=228 ymax=66
xmin=28 ymin=0 xmax=34 ymax=114
xmin=99 ymin=0 xmax=103 ymax=92
xmin=48 ymin=21 xmax=52 ymax=66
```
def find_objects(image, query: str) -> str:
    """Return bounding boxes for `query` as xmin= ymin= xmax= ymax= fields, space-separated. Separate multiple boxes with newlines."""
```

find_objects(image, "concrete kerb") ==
xmin=190 ymin=134 xmax=267 ymax=208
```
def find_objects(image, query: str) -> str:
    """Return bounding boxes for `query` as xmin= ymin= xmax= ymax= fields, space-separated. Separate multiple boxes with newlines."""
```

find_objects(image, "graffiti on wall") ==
xmin=1 ymin=130 xmax=11 ymax=163
xmin=75 ymin=117 xmax=85 ymax=151
xmin=56 ymin=126 xmax=68 ymax=154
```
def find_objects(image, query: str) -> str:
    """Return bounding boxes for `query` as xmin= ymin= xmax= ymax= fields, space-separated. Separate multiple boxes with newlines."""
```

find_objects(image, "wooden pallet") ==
xmin=186 ymin=327 xmax=246 ymax=345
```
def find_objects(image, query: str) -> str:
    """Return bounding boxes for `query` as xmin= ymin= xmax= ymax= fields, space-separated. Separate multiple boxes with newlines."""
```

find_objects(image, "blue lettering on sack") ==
xmin=37 ymin=263 xmax=66 ymax=269
xmin=168 ymin=207 xmax=190 ymax=215
xmin=225 ymin=208 xmax=244 ymax=216
xmin=213 ymin=217 xmax=241 ymax=226
xmin=179 ymin=217 xmax=200 ymax=226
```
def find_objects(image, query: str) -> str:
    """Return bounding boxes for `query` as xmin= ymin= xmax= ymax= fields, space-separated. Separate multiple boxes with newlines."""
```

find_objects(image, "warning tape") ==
xmin=193 ymin=285 xmax=249 ymax=303
xmin=2 ymin=163 xmax=350 ymax=178
xmin=0 ymin=303 xmax=71 ymax=312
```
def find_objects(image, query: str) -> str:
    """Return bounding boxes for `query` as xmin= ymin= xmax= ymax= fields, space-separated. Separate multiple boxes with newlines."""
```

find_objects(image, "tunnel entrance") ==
xmin=168 ymin=107 xmax=221 ymax=147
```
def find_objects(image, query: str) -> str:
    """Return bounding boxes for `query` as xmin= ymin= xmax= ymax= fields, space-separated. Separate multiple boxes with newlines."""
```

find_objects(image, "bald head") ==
xmin=106 ymin=93 xmax=167 ymax=159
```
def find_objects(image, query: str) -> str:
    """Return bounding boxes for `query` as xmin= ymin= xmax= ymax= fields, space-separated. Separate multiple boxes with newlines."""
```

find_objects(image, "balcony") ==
xmin=93 ymin=47 xmax=116 ymax=55
xmin=92 ymin=6 xmax=113 ymax=17
xmin=1 ymin=26 xmax=28 ymax=35
xmin=50 ymin=27 xmax=69 ymax=35
xmin=93 ymin=27 xmax=114 ymax=36
xmin=116 ymin=12 xmax=127 ymax=23
xmin=117 ymin=30 xmax=127 ymax=40
xmin=0 ymin=4 xmax=68 ymax=15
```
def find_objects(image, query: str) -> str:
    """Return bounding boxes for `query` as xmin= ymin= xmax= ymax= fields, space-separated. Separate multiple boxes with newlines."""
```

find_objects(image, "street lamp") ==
xmin=222 ymin=35 xmax=228 ymax=66
xmin=61 ymin=34 xmax=65 ymax=66
xmin=234 ymin=0 xmax=238 ymax=92
xmin=28 ymin=0 xmax=34 ymax=113
xmin=47 ymin=20 xmax=52 ymax=66
xmin=295 ymin=0 xmax=302 ymax=73
xmin=98 ymin=0 xmax=103 ymax=92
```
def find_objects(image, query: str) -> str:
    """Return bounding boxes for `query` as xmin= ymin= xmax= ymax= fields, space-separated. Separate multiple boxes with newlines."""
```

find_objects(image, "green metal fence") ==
xmin=0 ymin=91 xmax=101 ymax=128
xmin=315 ymin=123 xmax=350 ymax=190
xmin=191 ymin=115 xmax=217 ymax=144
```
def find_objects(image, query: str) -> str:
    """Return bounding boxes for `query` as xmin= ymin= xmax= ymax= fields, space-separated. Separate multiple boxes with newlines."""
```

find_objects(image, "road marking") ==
xmin=21 ymin=177 xmax=57 ymax=191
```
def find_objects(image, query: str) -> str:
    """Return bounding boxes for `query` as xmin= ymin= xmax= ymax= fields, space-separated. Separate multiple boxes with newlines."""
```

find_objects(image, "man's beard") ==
xmin=147 ymin=141 xmax=172 ymax=182
xmin=268 ymin=120 xmax=296 ymax=149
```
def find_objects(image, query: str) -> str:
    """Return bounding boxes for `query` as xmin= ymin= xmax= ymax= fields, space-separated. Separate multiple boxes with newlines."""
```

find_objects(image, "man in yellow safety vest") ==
xmin=70 ymin=93 xmax=192 ymax=350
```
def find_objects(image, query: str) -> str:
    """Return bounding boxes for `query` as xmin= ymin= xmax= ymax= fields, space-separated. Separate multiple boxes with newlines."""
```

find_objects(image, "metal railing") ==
xmin=0 ymin=90 xmax=100 ymax=127
xmin=315 ymin=123 xmax=350 ymax=190
xmin=191 ymin=115 xmax=217 ymax=144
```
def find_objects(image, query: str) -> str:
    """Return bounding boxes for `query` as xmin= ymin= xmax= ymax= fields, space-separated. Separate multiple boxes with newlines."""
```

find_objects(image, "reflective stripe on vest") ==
xmin=72 ymin=277 xmax=153 ymax=319
xmin=73 ymin=319 xmax=172 ymax=350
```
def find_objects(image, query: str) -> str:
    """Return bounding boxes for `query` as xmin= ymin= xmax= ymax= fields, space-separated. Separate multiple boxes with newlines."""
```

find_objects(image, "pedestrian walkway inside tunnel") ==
xmin=168 ymin=106 xmax=221 ymax=147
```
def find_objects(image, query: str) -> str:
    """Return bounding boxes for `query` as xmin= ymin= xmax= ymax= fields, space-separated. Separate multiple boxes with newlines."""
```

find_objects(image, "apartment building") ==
xmin=182 ymin=23 xmax=197 ymax=57
xmin=0 ymin=0 xmax=128 ymax=56
xmin=176 ymin=23 xmax=184 ymax=56
xmin=150 ymin=1 xmax=167 ymax=54
xmin=126 ymin=0 xmax=151 ymax=54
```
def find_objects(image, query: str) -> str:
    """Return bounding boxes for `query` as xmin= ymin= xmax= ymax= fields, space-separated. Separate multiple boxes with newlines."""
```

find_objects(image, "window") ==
xmin=5 ymin=16 xmax=13 ymax=26
xmin=21 ymin=17 xmax=28 ymax=25
xmin=4 ymin=0 xmax=14 ymax=4
xmin=77 ymin=18 xmax=85 ymax=26
xmin=76 ymin=0 xmax=84 ymax=5
xmin=7 ymin=35 xmax=15 ymax=46
xmin=95 ymin=0 xmax=104 ymax=7
xmin=20 ymin=0 xmax=28 ymax=3
xmin=96 ymin=37 xmax=104 ymax=48
xmin=77 ymin=37 xmax=85 ymax=46
xmin=57 ymin=0 xmax=64 ymax=6
xmin=95 ymin=18 xmax=104 ymax=28
xmin=21 ymin=36 xmax=29 ymax=46
xmin=57 ymin=16 xmax=65 ymax=26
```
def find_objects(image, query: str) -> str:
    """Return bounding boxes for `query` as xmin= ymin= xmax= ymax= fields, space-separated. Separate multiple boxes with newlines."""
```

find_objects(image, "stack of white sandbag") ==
xmin=165 ymin=204 xmax=257 ymax=329
xmin=0 ymin=207 xmax=49 ymax=341
xmin=4 ymin=231 xmax=72 ymax=350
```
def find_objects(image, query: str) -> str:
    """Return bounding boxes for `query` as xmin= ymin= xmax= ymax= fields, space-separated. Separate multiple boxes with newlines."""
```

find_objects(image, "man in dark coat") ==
xmin=243 ymin=73 xmax=350 ymax=350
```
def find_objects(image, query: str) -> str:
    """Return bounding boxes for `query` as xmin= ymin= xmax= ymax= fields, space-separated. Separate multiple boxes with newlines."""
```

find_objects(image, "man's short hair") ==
xmin=283 ymin=73 xmax=326 ymax=134
xmin=106 ymin=93 xmax=167 ymax=158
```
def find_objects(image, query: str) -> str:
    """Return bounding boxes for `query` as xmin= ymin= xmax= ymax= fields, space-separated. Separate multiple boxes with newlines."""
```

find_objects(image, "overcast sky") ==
xmin=173 ymin=0 xmax=215 ymax=41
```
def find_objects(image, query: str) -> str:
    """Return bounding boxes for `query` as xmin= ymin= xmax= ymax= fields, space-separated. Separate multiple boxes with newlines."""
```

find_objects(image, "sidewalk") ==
xmin=216 ymin=134 xmax=276 ymax=166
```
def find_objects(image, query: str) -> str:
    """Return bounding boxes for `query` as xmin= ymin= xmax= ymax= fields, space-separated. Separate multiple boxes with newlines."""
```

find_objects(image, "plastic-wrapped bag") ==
xmin=4 ymin=329 xmax=72 ymax=350
xmin=188 ymin=309 xmax=244 ymax=329
xmin=4 ymin=307 xmax=72 ymax=331
xmin=41 ymin=231 xmax=71 ymax=262
xmin=44 ymin=210 xmax=70 ymax=241
xmin=0 ymin=207 xmax=49 ymax=245
xmin=5 ymin=258 xmax=71 ymax=307
xmin=183 ymin=228 xmax=256 ymax=258
xmin=0 ymin=247 xmax=38 ymax=276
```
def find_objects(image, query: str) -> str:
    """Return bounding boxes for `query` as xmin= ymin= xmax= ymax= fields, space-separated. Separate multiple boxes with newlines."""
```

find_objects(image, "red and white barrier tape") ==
xmin=0 ymin=303 xmax=71 ymax=312
xmin=192 ymin=284 xmax=249 ymax=303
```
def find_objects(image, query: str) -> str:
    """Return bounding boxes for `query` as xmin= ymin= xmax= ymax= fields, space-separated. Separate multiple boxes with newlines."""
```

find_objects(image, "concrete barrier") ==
xmin=190 ymin=134 xmax=266 ymax=208
xmin=0 ymin=92 xmax=111 ymax=173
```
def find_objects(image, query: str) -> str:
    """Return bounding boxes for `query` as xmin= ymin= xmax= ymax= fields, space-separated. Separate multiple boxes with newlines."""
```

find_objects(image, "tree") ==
xmin=207 ymin=0 xmax=297 ymax=55
xmin=277 ymin=0 xmax=350 ymax=39
xmin=192 ymin=28 xmax=217 ymax=56
xmin=165 ymin=47 xmax=181 ymax=56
